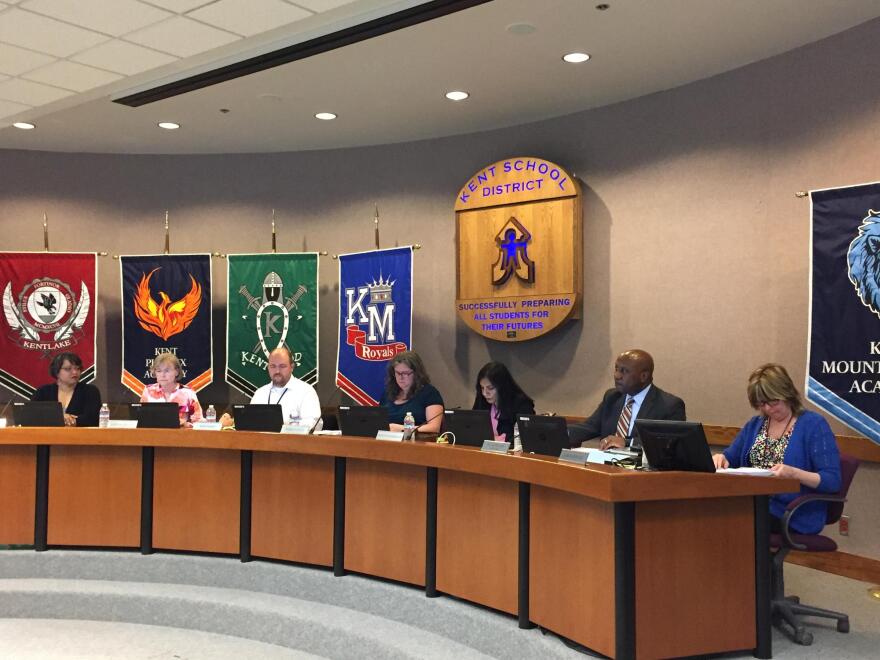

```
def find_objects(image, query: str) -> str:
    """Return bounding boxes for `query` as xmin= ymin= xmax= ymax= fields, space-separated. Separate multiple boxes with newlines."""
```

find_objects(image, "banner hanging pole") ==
xmin=374 ymin=205 xmax=380 ymax=250
xmin=163 ymin=210 xmax=170 ymax=255
xmin=272 ymin=209 xmax=277 ymax=254
xmin=43 ymin=212 xmax=49 ymax=251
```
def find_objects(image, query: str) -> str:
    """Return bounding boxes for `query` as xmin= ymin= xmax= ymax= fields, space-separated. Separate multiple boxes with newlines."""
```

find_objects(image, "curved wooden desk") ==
xmin=0 ymin=428 xmax=795 ymax=660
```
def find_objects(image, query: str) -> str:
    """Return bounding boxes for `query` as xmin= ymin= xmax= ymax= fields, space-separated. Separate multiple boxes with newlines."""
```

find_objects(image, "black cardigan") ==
xmin=32 ymin=381 xmax=102 ymax=427
xmin=473 ymin=392 xmax=535 ymax=439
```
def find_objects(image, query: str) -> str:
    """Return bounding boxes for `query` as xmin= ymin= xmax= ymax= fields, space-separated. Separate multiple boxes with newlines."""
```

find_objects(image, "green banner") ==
xmin=226 ymin=253 xmax=318 ymax=395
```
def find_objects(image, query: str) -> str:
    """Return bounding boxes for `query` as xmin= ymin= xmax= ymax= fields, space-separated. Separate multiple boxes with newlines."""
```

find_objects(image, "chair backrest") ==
xmin=825 ymin=453 xmax=859 ymax=525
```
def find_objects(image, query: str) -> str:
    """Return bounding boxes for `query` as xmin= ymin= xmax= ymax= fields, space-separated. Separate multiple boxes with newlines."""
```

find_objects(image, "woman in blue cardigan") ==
xmin=712 ymin=364 xmax=841 ymax=534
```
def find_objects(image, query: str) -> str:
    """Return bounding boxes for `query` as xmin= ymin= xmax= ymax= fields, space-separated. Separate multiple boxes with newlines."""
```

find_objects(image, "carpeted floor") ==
xmin=0 ymin=551 xmax=877 ymax=659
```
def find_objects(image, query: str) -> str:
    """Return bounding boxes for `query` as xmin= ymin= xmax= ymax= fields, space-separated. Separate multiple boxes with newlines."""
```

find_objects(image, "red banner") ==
xmin=0 ymin=252 xmax=97 ymax=398
xmin=345 ymin=324 xmax=407 ymax=361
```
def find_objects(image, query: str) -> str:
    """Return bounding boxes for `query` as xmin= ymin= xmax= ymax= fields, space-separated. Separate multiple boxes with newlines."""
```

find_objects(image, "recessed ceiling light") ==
xmin=563 ymin=52 xmax=591 ymax=63
xmin=315 ymin=112 xmax=337 ymax=120
xmin=445 ymin=90 xmax=469 ymax=101
xmin=13 ymin=122 xmax=35 ymax=130
xmin=157 ymin=122 xmax=180 ymax=130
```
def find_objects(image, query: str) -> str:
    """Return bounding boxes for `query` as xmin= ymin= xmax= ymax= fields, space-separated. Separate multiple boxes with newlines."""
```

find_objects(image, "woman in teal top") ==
xmin=380 ymin=351 xmax=444 ymax=433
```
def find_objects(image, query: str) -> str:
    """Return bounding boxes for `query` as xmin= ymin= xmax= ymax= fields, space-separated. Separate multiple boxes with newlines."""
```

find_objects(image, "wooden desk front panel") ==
xmin=345 ymin=459 xmax=426 ymax=586
xmin=529 ymin=485 xmax=616 ymax=658
xmin=635 ymin=496 xmax=755 ymax=659
xmin=436 ymin=469 xmax=518 ymax=615
xmin=153 ymin=447 xmax=240 ymax=554
xmin=48 ymin=446 xmax=141 ymax=547
xmin=251 ymin=452 xmax=334 ymax=566
xmin=0 ymin=445 xmax=35 ymax=544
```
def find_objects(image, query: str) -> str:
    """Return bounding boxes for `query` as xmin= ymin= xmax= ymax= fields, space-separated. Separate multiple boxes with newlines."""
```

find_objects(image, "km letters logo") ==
xmin=344 ymin=274 xmax=407 ymax=361
xmin=238 ymin=271 xmax=307 ymax=365
xmin=3 ymin=277 xmax=90 ymax=354
xmin=492 ymin=216 xmax=535 ymax=286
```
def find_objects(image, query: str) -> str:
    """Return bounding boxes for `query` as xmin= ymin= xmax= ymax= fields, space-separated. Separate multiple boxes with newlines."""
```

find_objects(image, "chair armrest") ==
xmin=780 ymin=493 xmax=848 ymax=550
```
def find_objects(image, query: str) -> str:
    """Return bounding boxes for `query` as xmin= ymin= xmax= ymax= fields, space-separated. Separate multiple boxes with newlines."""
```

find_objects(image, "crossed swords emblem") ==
xmin=239 ymin=281 xmax=307 ymax=358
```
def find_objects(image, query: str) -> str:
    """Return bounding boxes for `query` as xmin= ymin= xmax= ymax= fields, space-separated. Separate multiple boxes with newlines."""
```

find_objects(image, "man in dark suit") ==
xmin=570 ymin=349 xmax=685 ymax=449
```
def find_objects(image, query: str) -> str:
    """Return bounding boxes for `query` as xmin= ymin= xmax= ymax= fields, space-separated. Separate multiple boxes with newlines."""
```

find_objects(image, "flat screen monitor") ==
xmin=13 ymin=401 xmax=65 ymax=427
xmin=519 ymin=414 xmax=569 ymax=457
xmin=635 ymin=419 xmax=716 ymax=473
xmin=233 ymin=404 xmax=284 ymax=433
xmin=130 ymin=402 xmax=180 ymax=429
xmin=338 ymin=406 xmax=389 ymax=438
xmin=442 ymin=409 xmax=494 ymax=447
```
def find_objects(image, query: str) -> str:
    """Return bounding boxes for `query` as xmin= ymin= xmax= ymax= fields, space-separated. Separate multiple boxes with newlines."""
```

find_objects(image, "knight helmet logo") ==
xmin=492 ymin=216 xmax=535 ymax=286
xmin=133 ymin=268 xmax=202 ymax=340
xmin=3 ymin=277 xmax=90 ymax=352
xmin=238 ymin=271 xmax=307 ymax=360
xmin=847 ymin=210 xmax=880 ymax=319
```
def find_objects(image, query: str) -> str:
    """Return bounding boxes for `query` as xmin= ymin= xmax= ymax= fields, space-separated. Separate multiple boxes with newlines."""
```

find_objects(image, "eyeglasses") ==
xmin=394 ymin=370 xmax=414 ymax=378
xmin=60 ymin=366 xmax=81 ymax=372
xmin=758 ymin=399 xmax=781 ymax=408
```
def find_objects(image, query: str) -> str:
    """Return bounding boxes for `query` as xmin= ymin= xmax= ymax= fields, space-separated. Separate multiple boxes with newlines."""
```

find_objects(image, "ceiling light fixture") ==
xmin=445 ymin=90 xmax=469 ymax=101
xmin=157 ymin=122 xmax=180 ymax=130
xmin=563 ymin=52 xmax=591 ymax=63
xmin=13 ymin=122 xmax=35 ymax=130
xmin=315 ymin=112 xmax=337 ymax=120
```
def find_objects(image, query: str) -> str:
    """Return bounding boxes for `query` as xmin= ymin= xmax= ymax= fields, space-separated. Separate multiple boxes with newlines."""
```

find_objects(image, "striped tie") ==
xmin=616 ymin=397 xmax=634 ymax=440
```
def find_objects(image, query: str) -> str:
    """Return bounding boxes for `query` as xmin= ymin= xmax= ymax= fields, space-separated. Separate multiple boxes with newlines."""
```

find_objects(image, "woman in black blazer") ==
xmin=472 ymin=361 xmax=535 ymax=446
xmin=31 ymin=352 xmax=102 ymax=427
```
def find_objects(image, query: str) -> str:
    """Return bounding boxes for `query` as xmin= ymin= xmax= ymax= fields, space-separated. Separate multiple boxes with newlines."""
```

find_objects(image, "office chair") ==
xmin=770 ymin=453 xmax=859 ymax=645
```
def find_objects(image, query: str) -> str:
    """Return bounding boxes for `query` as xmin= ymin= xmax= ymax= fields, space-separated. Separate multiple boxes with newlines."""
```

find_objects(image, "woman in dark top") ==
xmin=472 ymin=362 xmax=535 ymax=447
xmin=380 ymin=351 xmax=444 ymax=433
xmin=31 ymin=352 xmax=102 ymax=427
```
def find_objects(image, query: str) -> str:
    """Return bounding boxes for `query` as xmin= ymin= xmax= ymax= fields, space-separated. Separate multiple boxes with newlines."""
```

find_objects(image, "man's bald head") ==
xmin=613 ymin=349 xmax=655 ymax=395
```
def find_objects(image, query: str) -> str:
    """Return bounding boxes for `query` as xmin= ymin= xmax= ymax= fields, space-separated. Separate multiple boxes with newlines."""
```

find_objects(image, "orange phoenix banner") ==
xmin=120 ymin=255 xmax=212 ymax=395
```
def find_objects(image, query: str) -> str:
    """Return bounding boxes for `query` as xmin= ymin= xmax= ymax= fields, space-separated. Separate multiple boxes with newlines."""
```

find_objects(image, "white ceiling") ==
xmin=0 ymin=0 xmax=878 ymax=154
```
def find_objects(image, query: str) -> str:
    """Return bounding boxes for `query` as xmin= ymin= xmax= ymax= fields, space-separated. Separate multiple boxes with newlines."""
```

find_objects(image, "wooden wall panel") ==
xmin=251 ymin=452 xmax=334 ymax=566
xmin=48 ymin=446 xmax=141 ymax=547
xmin=635 ymin=496 xmax=755 ymax=659
xmin=529 ymin=485 xmax=616 ymax=658
xmin=0 ymin=445 xmax=35 ymax=545
xmin=436 ymin=469 xmax=518 ymax=614
xmin=344 ymin=459 xmax=425 ymax=586
xmin=153 ymin=447 xmax=240 ymax=554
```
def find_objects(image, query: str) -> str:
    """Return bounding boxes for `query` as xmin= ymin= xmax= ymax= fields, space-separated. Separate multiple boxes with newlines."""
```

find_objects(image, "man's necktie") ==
xmin=616 ymin=397 xmax=634 ymax=440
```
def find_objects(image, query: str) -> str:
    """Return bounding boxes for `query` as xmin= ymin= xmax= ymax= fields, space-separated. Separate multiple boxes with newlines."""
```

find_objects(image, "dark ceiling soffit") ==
xmin=114 ymin=0 xmax=493 ymax=107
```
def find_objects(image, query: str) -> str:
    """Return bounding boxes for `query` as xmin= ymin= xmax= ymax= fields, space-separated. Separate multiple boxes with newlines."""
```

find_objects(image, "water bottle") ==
xmin=205 ymin=405 xmax=216 ymax=423
xmin=403 ymin=411 xmax=416 ymax=436
xmin=99 ymin=403 xmax=110 ymax=428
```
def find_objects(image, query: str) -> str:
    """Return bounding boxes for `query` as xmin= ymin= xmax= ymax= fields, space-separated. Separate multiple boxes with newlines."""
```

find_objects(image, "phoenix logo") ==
xmin=134 ymin=268 xmax=202 ymax=340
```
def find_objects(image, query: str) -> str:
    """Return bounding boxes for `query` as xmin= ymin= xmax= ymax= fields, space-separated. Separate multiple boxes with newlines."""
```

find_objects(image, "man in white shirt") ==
xmin=220 ymin=347 xmax=322 ymax=430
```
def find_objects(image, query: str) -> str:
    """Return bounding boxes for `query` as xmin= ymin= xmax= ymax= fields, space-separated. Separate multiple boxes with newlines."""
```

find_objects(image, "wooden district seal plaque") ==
xmin=454 ymin=157 xmax=583 ymax=341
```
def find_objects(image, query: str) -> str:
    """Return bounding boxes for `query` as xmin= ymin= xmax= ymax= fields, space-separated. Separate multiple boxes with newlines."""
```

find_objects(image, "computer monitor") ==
xmin=338 ymin=406 xmax=389 ymax=438
xmin=13 ymin=401 xmax=65 ymax=427
xmin=442 ymin=409 xmax=494 ymax=447
xmin=130 ymin=402 xmax=180 ymax=429
xmin=233 ymin=404 xmax=285 ymax=432
xmin=519 ymin=415 xmax=569 ymax=457
xmin=635 ymin=419 xmax=716 ymax=473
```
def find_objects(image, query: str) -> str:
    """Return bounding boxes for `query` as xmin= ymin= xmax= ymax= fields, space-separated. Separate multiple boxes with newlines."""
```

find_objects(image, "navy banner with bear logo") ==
xmin=808 ymin=182 xmax=880 ymax=443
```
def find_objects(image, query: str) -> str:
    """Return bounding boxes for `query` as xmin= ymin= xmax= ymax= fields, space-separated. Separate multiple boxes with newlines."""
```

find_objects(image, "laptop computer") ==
xmin=13 ymin=401 xmax=65 ymax=427
xmin=442 ymin=409 xmax=495 ymax=447
xmin=518 ymin=414 xmax=569 ymax=457
xmin=635 ymin=419 xmax=716 ymax=472
xmin=130 ymin=402 xmax=180 ymax=429
xmin=338 ymin=406 xmax=389 ymax=438
xmin=232 ymin=404 xmax=285 ymax=432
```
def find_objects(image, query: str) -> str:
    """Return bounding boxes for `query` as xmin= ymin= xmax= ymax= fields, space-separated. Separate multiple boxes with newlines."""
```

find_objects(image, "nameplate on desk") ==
xmin=376 ymin=430 xmax=405 ymax=442
xmin=106 ymin=420 xmax=138 ymax=429
xmin=192 ymin=421 xmax=222 ymax=431
xmin=480 ymin=439 xmax=510 ymax=454
xmin=586 ymin=450 xmax=618 ymax=465
xmin=0 ymin=418 xmax=6 ymax=428
xmin=558 ymin=449 xmax=588 ymax=465
xmin=281 ymin=424 xmax=311 ymax=435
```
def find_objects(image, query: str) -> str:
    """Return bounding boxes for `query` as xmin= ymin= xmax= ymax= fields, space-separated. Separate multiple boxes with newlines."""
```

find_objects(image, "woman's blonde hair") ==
xmin=151 ymin=352 xmax=182 ymax=381
xmin=746 ymin=363 xmax=803 ymax=415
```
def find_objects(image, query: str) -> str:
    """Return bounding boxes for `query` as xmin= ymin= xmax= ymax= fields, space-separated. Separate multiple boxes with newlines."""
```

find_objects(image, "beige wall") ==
xmin=2 ymin=19 xmax=878 ymax=557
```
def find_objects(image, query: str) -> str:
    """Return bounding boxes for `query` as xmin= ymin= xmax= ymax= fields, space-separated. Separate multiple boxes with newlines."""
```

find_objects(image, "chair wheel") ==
xmin=838 ymin=619 xmax=849 ymax=633
xmin=794 ymin=629 xmax=813 ymax=646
